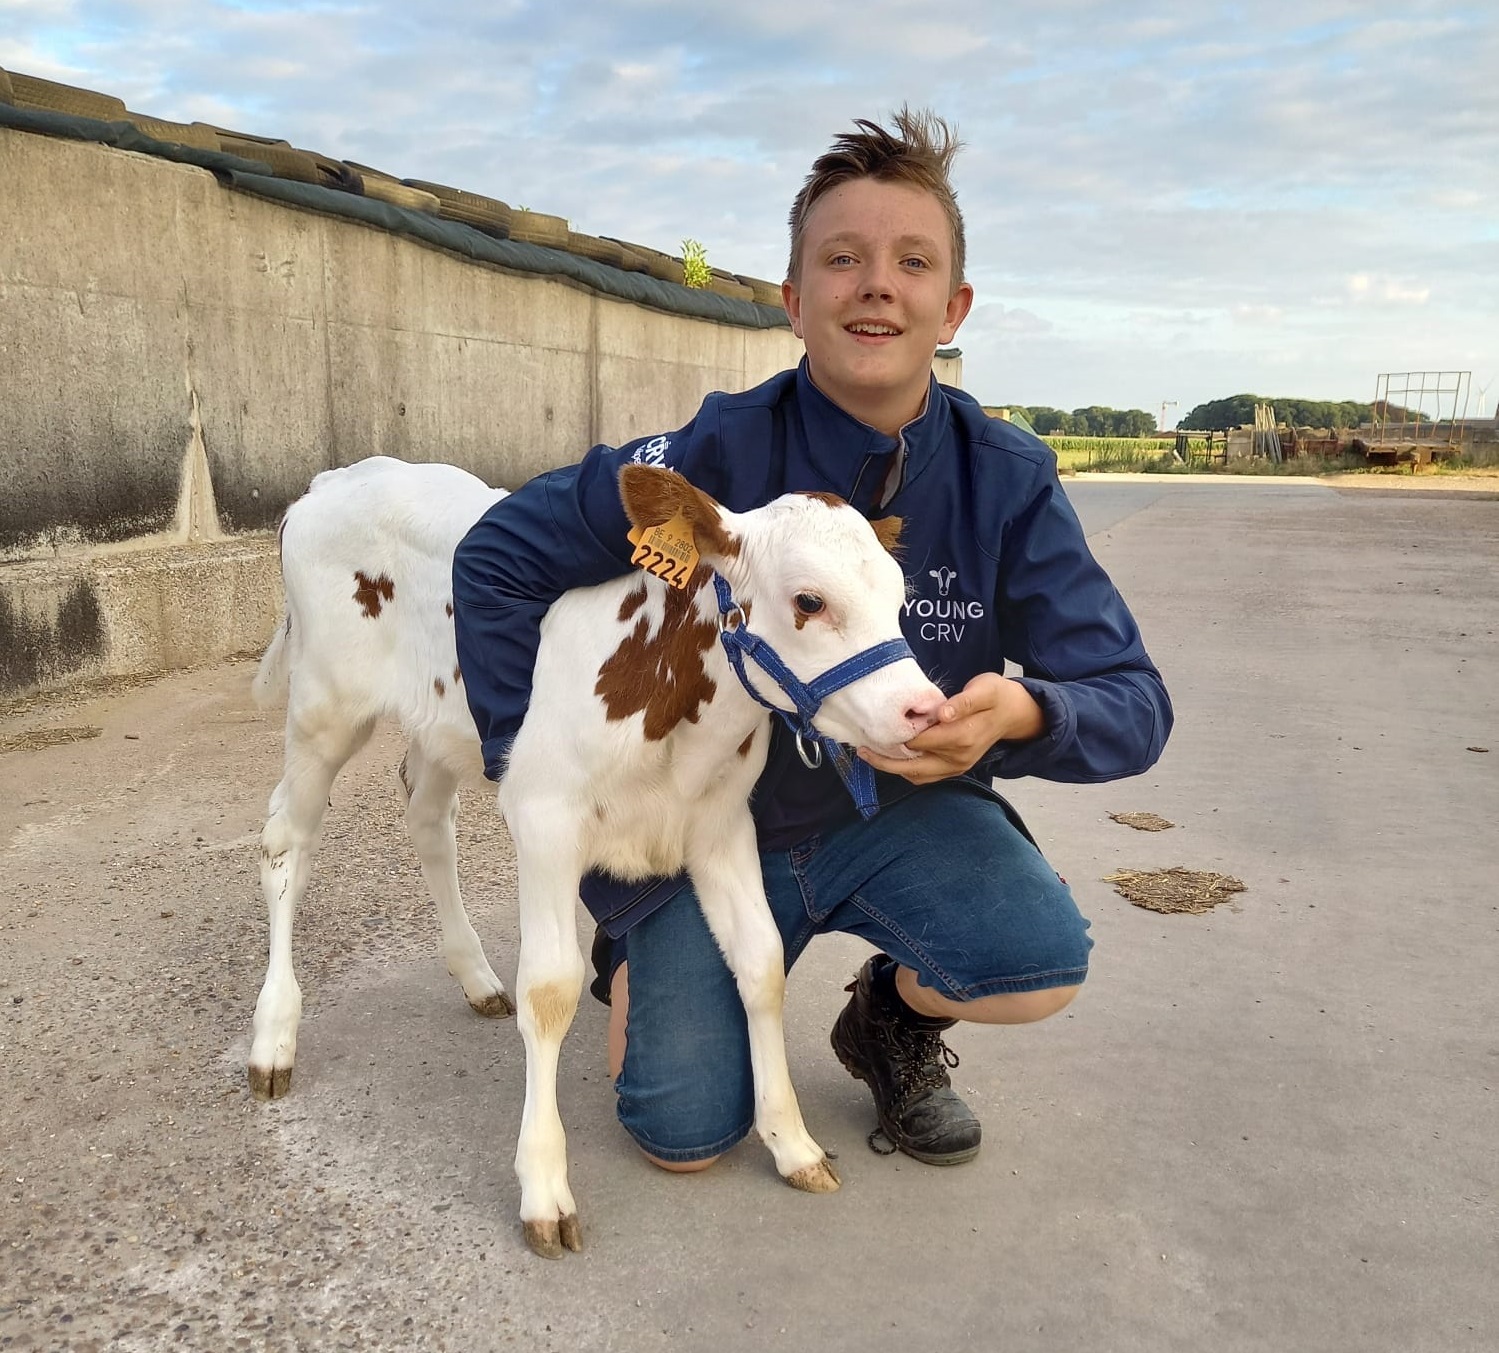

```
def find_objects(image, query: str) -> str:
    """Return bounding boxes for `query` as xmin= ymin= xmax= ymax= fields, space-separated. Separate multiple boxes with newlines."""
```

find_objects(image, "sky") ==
xmin=4 ymin=1 xmax=1497 ymax=425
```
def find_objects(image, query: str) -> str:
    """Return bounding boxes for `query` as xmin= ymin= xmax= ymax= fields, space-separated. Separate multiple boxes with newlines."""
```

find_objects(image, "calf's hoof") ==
xmin=469 ymin=990 xmax=517 ymax=1019
xmin=523 ymin=1213 xmax=583 ymax=1259
xmin=248 ymin=1063 xmax=293 ymax=1100
xmin=785 ymin=1156 xmax=841 ymax=1194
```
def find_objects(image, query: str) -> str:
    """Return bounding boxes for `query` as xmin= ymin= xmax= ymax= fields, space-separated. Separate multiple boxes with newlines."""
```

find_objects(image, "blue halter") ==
xmin=711 ymin=573 xmax=914 ymax=819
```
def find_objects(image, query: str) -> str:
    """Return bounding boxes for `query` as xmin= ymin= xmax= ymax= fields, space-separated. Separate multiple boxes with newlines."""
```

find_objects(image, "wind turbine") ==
xmin=1476 ymin=376 xmax=1493 ymax=419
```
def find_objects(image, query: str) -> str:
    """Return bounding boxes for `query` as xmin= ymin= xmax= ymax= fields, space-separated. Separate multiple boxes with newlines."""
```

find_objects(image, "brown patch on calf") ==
xmin=353 ymin=570 xmax=395 ymax=618
xmin=595 ymin=566 xmax=719 ymax=740
xmin=618 ymin=464 xmax=739 ymax=560
xmin=871 ymin=515 xmax=904 ymax=556
xmin=433 ymin=677 xmax=446 ymax=697
xmin=445 ymin=601 xmax=454 ymax=617
xmin=737 ymin=731 xmax=756 ymax=758
xmin=797 ymin=490 xmax=848 ymax=509
xmin=527 ymin=982 xmax=577 ymax=1038
xmin=617 ymin=585 xmax=648 ymax=623
xmin=453 ymin=666 xmax=462 ymax=686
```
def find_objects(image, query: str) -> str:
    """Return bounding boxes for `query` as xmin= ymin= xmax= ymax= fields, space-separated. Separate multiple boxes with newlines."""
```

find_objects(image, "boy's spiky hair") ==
xmin=787 ymin=106 xmax=966 ymax=289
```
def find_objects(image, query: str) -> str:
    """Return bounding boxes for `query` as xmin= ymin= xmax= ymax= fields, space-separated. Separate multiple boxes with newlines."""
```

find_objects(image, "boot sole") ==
xmin=831 ymin=1029 xmax=982 ymax=1167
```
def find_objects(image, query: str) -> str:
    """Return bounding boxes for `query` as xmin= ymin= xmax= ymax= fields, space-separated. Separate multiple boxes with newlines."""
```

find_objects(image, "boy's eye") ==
xmin=794 ymin=593 xmax=825 ymax=616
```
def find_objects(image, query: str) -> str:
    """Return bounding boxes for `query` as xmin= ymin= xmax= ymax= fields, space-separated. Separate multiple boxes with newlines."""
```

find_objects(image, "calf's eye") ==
xmin=794 ymin=592 xmax=825 ymax=616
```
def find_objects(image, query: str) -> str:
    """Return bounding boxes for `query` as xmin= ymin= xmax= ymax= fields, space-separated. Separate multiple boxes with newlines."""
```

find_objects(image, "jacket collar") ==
xmin=793 ymin=358 xmax=951 ymax=512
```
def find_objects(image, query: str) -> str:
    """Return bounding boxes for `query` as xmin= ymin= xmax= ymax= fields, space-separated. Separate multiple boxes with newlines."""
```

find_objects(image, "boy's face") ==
xmin=782 ymin=176 xmax=973 ymax=434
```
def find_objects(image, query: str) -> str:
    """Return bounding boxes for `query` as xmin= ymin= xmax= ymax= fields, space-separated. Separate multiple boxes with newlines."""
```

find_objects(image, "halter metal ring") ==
xmin=794 ymin=730 xmax=823 ymax=770
xmin=718 ymin=604 xmax=746 ymax=633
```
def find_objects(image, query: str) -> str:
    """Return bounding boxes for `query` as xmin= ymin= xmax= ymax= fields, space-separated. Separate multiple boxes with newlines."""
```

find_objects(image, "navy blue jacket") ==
xmin=452 ymin=361 xmax=1172 ymax=929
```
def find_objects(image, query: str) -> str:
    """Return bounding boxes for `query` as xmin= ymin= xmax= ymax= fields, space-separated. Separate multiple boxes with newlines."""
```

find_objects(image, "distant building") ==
xmin=983 ymin=406 xmax=1038 ymax=435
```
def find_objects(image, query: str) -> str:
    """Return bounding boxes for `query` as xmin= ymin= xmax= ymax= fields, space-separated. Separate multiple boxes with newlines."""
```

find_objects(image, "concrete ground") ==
xmin=2 ymin=477 xmax=1495 ymax=1352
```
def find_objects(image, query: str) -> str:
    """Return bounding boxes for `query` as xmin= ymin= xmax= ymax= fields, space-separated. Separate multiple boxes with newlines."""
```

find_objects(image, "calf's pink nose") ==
xmin=904 ymin=686 xmax=946 ymax=735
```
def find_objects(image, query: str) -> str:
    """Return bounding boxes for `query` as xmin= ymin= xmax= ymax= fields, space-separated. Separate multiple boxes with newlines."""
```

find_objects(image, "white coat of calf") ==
xmin=249 ymin=454 xmax=945 ymax=1259
xmin=249 ymin=456 xmax=512 ymax=1104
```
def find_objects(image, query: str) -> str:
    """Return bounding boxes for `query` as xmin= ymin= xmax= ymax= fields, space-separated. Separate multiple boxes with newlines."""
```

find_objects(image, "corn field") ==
xmin=1041 ymin=436 xmax=1220 ymax=470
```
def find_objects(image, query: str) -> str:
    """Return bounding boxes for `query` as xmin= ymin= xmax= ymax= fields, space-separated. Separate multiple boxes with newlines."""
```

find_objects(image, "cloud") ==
xmin=1346 ymin=274 xmax=1432 ymax=305
xmin=1231 ymin=304 xmax=1285 ymax=324
xmin=968 ymin=302 xmax=1053 ymax=337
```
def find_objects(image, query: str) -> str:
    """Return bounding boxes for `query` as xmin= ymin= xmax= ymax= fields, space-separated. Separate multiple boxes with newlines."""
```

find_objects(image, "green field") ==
xmin=1043 ymin=436 xmax=1189 ymax=470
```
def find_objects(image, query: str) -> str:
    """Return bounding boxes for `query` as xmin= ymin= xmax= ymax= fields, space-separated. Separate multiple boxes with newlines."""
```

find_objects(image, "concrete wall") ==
xmin=0 ymin=126 xmax=963 ymax=699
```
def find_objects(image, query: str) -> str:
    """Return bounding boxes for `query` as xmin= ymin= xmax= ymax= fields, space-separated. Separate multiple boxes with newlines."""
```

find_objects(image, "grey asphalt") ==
xmin=3 ymin=477 xmax=1496 ymax=1352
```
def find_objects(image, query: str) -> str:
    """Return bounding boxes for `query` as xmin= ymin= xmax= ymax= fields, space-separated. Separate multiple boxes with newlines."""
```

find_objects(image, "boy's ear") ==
xmin=618 ymin=464 xmax=739 ymax=558
xmin=940 ymin=281 xmax=975 ymax=344
xmin=870 ymin=515 xmax=904 ymax=556
xmin=782 ymin=277 xmax=803 ymax=339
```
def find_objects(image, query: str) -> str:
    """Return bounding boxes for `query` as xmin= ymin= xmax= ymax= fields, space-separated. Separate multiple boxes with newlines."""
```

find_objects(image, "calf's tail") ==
xmin=253 ymin=513 xmax=293 ymax=708
xmin=252 ymin=615 xmax=291 ymax=707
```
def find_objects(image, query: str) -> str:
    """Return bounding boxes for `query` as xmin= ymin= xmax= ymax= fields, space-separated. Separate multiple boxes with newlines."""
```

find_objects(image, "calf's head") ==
xmin=618 ymin=465 xmax=944 ymax=759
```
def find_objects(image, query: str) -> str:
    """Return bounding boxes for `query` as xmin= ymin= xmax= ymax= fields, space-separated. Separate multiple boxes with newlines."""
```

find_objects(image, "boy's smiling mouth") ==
xmin=846 ymin=320 xmax=902 ymax=339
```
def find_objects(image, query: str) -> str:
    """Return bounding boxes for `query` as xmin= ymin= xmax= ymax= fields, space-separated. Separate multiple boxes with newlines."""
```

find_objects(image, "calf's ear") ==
xmin=871 ymin=515 xmax=904 ymax=556
xmin=618 ymin=464 xmax=739 ymax=559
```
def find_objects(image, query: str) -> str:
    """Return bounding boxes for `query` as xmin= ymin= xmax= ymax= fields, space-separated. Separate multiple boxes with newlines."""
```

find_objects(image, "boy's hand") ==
xmin=858 ymin=672 xmax=1045 ymax=786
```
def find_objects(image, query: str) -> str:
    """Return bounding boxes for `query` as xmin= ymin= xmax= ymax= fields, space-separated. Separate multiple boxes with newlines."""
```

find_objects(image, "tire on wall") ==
xmin=218 ymin=135 xmax=365 ymax=194
xmin=218 ymin=137 xmax=322 ymax=184
xmin=709 ymin=269 xmax=755 ymax=302
xmin=565 ymin=232 xmax=626 ymax=269
xmin=123 ymin=113 xmax=221 ymax=151
xmin=601 ymin=238 xmax=653 ymax=274
xmin=737 ymin=275 xmax=786 ymax=307
xmin=402 ymin=180 xmax=513 ymax=238
xmin=344 ymin=160 xmax=400 ymax=182
xmin=507 ymin=209 xmax=569 ymax=249
xmin=611 ymin=240 xmax=686 ymax=285
xmin=362 ymin=179 xmax=441 ymax=213
xmin=10 ymin=72 xmax=127 ymax=120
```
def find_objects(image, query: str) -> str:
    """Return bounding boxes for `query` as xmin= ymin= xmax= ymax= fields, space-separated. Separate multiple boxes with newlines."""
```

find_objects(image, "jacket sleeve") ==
xmin=451 ymin=416 xmax=721 ymax=779
xmin=981 ymin=458 xmax=1173 ymax=783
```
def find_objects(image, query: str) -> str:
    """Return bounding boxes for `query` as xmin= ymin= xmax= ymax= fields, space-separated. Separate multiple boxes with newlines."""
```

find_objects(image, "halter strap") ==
xmin=711 ymin=573 xmax=914 ymax=818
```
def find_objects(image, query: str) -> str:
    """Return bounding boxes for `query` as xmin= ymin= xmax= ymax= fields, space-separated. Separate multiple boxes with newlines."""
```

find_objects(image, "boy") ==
xmin=453 ymin=108 xmax=1171 ymax=1170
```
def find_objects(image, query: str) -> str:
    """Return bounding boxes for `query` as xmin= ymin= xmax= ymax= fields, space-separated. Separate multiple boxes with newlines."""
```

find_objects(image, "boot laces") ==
xmin=882 ymin=1020 xmax=960 ymax=1111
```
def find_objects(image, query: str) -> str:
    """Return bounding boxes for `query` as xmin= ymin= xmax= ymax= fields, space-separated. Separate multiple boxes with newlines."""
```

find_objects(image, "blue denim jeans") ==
xmin=614 ymin=779 xmax=1092 ymax=1162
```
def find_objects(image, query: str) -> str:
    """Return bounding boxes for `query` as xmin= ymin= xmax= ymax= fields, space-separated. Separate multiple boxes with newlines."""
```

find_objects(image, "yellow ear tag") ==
xmin=627 ymin=512 xmax=699 ymax=591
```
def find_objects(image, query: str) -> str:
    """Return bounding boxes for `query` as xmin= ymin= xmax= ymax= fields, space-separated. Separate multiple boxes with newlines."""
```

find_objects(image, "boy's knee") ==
xmin=643 ymin=1152 xmax=721 ymax=1174
xmin=923 ymin=980 xmax=1083 ymax=1025
xmin=987 ymin=982 xmax=1081 ymax=1023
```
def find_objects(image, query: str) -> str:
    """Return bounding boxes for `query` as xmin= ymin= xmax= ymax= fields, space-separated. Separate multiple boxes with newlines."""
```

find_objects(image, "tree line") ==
xmin=1178 ymin=395 xmax=1382 ymax=431
xmin=996 ymin=395 xmax=1421 ymax=435
xmin=1002 ymin=405 xmax=1160 ymax=437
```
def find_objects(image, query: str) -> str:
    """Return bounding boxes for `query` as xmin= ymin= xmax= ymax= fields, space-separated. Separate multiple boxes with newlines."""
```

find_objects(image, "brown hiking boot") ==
xmin=830 ymin=954 xmax=982 ymax=1165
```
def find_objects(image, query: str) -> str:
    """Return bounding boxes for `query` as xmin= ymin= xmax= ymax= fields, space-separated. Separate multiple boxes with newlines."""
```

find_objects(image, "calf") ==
xmin=249 ymin=454 xmax=945 ymax=1257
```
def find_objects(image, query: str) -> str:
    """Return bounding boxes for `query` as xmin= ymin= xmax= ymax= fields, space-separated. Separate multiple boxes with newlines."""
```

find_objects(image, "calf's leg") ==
xmin=400 ymin=739 xmax=513 ymax=1018
xmin=503 ymin=798 xmax=587 ymax=1258
xmin=686 ymin=820 xmax=839 ymax=1194
xmin=250 ymin=709 xmax=373 ymax=1098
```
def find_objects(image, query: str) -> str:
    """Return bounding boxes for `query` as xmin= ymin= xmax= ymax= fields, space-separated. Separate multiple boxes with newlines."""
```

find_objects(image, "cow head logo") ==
xmin=929 ymin=566 xmax=957 ymax=597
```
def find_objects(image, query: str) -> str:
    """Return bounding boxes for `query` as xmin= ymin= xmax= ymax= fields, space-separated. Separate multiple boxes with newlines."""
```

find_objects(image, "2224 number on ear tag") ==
xmin=627 ymin=512 xmax=699 ymax=590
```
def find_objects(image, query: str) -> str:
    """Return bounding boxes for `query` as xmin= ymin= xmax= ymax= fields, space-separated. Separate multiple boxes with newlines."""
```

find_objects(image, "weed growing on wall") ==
xmin=680 ymin=239 xmax=711 ymax=289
